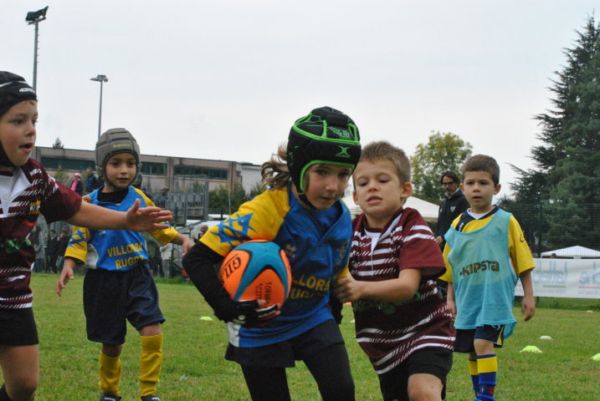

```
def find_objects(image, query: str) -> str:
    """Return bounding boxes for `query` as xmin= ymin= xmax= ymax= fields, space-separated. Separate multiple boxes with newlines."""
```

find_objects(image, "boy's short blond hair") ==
xmin=461 ymin=154 xmax=500 ymax=185
xmin=359 ymin=141 xmax=411 ymax=183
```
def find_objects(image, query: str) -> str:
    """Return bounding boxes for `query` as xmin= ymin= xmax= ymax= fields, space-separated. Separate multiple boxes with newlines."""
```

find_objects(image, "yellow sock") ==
xmin=140 ymin=333 xmax=164 ymax=397
xmin=99 ymin=351 xmax=121 ymax=396
xmin=468 ymin=358 xmax=479 ymax=395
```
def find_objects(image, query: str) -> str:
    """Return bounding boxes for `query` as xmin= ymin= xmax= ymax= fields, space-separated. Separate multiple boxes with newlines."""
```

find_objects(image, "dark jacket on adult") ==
xmin=436 ymin=189 xmax=469 ymax=243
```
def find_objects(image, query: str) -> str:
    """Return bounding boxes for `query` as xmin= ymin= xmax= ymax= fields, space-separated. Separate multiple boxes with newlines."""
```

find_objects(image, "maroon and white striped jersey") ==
xmin=0 ymin=159 xmax=81 ymax=310
xmin=349 ymin=207 xmax=455 ymax=375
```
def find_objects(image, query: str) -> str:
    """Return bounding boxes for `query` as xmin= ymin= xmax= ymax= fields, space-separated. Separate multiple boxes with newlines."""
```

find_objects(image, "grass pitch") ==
xmin=2 ymin=274 xmax=599 ymax=400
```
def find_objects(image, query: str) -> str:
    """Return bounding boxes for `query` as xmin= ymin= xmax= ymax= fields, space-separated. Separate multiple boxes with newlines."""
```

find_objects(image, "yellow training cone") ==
xmin=200 ymin=316 xmax=214 ymax=321
xmin=520 ymin=345 xmax=542 ymax=353
xmin=592 ymin=353 xmax=600 ymax=362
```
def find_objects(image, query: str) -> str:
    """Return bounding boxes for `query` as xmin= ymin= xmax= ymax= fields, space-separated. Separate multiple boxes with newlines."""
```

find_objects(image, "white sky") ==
xmin=3 ymin=1 xmax=598 ymax=195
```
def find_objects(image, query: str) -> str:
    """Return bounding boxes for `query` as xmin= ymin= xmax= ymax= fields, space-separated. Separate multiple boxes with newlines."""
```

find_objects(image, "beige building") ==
xmin=32 ymin=146 xmax=261 ymax=195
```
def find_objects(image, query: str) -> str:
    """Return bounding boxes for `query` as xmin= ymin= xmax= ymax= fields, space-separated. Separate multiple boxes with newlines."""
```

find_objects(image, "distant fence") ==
xmin=150 ymin=189 xmax=209 ymax=225
xmin=515 ymin=258 xmax=600 ymax=299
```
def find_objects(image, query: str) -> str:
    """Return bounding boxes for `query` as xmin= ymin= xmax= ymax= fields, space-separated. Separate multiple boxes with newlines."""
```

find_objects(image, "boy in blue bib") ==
xmin=57 ymin=129 xmax=193 ymax=401
xmin=439 ymin=155 xmax=535 ymax=401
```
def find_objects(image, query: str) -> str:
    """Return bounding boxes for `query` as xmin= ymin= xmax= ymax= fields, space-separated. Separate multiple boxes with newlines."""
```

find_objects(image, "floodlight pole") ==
xmin=25 ymin=6 xmax=48 ymax=91
xmin=91 ymin=75 xmax=108 ymax=139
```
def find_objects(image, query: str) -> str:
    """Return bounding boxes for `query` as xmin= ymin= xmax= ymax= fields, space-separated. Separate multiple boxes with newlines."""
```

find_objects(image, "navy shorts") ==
xmin=0 ymin=308 xmax=39 ymax=346
xmin=83 ymin=263 xmax=165 ymax=345
xmin=225 ymin=319 xmax=345 ymax=368
xmin=378 ymin=348 xmax=453 ymax=401
xmin=454 ymin=325 xmax=505 ymax=353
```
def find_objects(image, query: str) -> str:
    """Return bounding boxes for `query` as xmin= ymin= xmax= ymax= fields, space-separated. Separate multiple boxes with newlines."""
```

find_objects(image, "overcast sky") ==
xmin=3 ymin=1 xmax=598 ymax=195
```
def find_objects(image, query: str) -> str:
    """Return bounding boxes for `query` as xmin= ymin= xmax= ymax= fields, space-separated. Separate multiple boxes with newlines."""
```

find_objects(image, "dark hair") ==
xmin=440 ymin=171 xmax=459 ymax=184
xmin=461 ymin=154 xmax=500 ymax=185
xmin=359 ymin=141 xmax=411 ymax=183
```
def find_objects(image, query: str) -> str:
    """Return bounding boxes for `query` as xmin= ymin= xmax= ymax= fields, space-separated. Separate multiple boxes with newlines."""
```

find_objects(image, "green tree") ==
xmin=53 ymin=166 xmax=67 ymax=184
xmin=248 ymin=182 xmax=263 ymax=199
xmin=52 ymin=137 xmax=64 ymax=149
xmin=208 ymin=184 xmax=247 ymax=216
xmin=410 ymin=131 xmax=472 ymax=203
xmin=513 ymin=17 xmax=600 ymax=250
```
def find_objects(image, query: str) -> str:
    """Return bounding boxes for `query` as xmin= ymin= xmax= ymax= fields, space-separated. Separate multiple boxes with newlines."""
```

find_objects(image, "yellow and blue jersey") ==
xmin=440 ymin=207 xmax=535 ymax=336
xmin=201 ymin=186 xmax=352 ymax=348
xmin=65 ymin=187 xmax=178 ymax=271
xmin=440 ymin=206 xmax=534 ymax=283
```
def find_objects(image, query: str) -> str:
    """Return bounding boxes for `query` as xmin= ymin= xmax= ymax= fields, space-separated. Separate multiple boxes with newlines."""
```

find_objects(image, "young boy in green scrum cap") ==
xmin=184 ymin=106 xmax=361 ymax=401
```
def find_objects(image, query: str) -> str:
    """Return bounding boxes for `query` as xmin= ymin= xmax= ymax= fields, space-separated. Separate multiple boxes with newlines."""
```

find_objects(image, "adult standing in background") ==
xmin=85 ymin=167 xmax=101 ymax=194
xmin=45 ymin=229 xmax=59 ymax=273
xmin=436 ymin=171 xmax=469 ymax=297
xmin=31 ymin=226 xmax=46 ymax=273
xmin=435 ymin=171 xmax=469 ymax=249
xmin=55 ymin=230 xmax=70 ymax=274
xmin=70 ymin=173 xmax=84 ymax=195
xmin=68 ymin=172 xmax=84 ymax=195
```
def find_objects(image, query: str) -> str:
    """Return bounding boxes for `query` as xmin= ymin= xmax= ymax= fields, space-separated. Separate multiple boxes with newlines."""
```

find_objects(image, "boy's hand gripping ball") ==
xmin=219 ymin=240 xmax=292 ymax=323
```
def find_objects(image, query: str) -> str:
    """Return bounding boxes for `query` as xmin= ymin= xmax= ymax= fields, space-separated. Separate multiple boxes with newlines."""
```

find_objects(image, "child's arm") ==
xmin=67 ymin=200 xmax=172 ymax=231
xmin=507 ymin=216 xmax=535 ymax=321
xmin=56 ymin=257 xmax=78 ymax=296
xmin=172 ymin=233 xmax=194 ymax=256
xmin=446 ymin=282 xmax=456 ymax=318
xmin=519 ymin=269 xmax=535 ymax=321
xmin=335 ymin=268 xmax=421 ymax=303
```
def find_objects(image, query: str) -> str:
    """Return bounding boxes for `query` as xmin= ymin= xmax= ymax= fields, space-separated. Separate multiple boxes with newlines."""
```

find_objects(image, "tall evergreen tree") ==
xmin=513 ymin=17 xmax=600 ymax=250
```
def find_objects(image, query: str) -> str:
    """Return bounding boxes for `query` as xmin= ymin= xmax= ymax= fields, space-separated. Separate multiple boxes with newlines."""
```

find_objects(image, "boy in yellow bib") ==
xmin=440 ymin=155 xmax=535 ymax=401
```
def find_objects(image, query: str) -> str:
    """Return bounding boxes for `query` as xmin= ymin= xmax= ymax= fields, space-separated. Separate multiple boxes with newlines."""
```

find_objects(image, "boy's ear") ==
xmin=494 ymin=183 xmax=501 ymax=194
xmin=402 ymin=181 xmax=413 ymax=197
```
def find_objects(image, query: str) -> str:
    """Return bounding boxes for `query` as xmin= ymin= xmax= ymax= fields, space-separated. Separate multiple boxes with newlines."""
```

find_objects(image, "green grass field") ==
xmin=3 ymin=274 xmax=599 ymax=401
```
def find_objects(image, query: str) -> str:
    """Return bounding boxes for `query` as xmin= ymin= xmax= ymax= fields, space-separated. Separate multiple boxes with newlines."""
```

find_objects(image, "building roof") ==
xmin=541 ymin=245 xmax=600 ymax=258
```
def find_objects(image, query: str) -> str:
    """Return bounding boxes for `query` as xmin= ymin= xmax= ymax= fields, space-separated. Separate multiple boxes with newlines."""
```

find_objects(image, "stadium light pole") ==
xmin=25 ymin=6 xmax=48 ymax=91
xmin=90 ymin=74 xmax=108 ymax=139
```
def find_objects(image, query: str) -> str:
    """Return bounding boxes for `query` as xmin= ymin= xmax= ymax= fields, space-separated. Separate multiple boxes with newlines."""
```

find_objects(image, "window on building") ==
xmin=41 ymin=157 xmax=95 ymax=171
xmin=141 ymin=162 xmax=166 ymax=175
xmin=174 ymin=165 xmax=228 ymax=179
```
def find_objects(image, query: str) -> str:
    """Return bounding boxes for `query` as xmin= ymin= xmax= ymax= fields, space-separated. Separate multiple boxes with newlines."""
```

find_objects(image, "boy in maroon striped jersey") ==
xmin=0 ymin=71 xmax=171 ymax=401
xmin=336 ymin=141 xmax=455 ymax=401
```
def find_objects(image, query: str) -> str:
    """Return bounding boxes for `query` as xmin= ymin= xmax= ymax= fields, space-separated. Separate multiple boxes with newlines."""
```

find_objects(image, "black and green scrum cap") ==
xmin=287 ymin=106 xmax=361 ymax=193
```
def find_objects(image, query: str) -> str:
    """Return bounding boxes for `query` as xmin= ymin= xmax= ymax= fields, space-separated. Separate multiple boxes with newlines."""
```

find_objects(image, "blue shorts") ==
xmin=454 ymin=325 xmax=505 ymax=353
xmin=83 ymin=263 xmax=165 ymax=345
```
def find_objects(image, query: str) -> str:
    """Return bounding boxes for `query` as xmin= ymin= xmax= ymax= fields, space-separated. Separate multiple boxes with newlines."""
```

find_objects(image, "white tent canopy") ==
xmin=342 ymin=194 xmax=439 ymax=222
xmin=541 ymin=245 xmax=600 ymax=258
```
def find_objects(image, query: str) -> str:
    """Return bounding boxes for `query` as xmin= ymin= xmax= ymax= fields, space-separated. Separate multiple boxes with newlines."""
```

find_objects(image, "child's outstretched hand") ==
xmin=126 ymin=199 xmax=173 ymax=231
xmin=335 ymin=274 xmax=365 ymax=303
xmin=56 ymin=264 xmax=75 ymax=296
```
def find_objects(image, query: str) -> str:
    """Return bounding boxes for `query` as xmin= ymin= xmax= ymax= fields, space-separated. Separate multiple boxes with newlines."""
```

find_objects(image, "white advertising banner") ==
xmin=515 ymin=258 xmax=600 ymax=299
